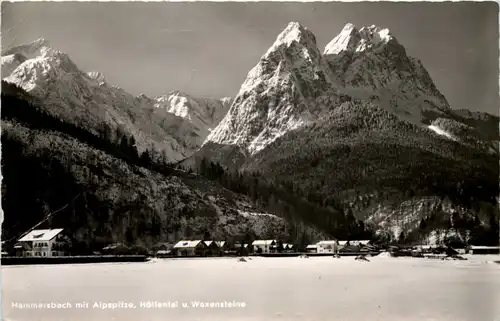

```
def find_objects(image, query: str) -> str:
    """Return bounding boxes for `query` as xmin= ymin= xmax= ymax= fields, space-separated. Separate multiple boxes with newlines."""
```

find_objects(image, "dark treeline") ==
xmin=190 ymin=157 xmax=375 ymax=243
xmin=400 ymin=205 xmax=499 ymax=246
xmin=1 ymin=81 xmax=173 ymax=176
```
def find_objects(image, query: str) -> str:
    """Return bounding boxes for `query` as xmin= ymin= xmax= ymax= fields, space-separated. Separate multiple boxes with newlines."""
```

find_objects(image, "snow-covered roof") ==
xmin=18 ymin=229 xmax=64 ymax=242
xmin=338 ymin=240 xmax=370 ymax=246
xmin=470 ymin=246 xmax=499 ymax=250
xmin=173 ymin=240 xmax=205 ymax=249
xmin=317 ymin=240 xmax=338 ymax=245
xmin=215 ymin=241 xmax=226 ymax=247
xmin=355 ymin=240 xmax=371 ymax=244
xmin=252 ymin=240 xmax=276 ymax=246
xmin=205 ymin=241 xmax=219 ymax=247
xmin=306 ymin=244 xmax=318 ymax=249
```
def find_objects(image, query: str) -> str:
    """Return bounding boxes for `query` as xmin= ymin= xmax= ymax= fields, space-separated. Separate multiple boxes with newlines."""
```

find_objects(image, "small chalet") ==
xmin=153 ymin=242 xmax=175 ymax=257
xmin=316 ymin=240 xmax=338 ymax=254
xmin=233 ymin=242 xmax=253 ymax=255
xmin=204 ymin=241 xmax=220 ymax=256
xmin=173 ymin=240 xmax=208 ymax=257
xmin=215 ymin=241 xmax=229 ymax=254
xmin=15 ymin=229 xmax=70 ymax=257
xmin=252 ymin=240 xmax=277 ymax=254
xmin=282 ymin=243 xmax=295 ymax=252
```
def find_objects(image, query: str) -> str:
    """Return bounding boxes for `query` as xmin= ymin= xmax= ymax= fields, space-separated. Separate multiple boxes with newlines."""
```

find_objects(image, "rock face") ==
xmin=153 ymin=91 xmax=232 ymax=153
xmin=1 ymin=39 xmax=231 ymax=162
xmin=195 ymin=22 xmax=499 ymax=242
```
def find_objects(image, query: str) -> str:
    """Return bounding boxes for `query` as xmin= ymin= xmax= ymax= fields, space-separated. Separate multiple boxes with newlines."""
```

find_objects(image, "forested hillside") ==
xmin=1 ymin=82 xmax=329 ymax=251
xmin=241 ymin=102 xmax=499 ymax=244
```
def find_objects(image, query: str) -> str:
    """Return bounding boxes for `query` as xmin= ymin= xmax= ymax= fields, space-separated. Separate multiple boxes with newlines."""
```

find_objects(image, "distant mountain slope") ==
xmin=153 ymin=91 xmax=232 ymax=150
xmin=1 ymin=39 xmax=231 ymax=162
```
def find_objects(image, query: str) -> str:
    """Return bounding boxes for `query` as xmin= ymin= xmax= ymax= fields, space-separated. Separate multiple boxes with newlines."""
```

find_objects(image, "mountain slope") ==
xmin=1 ymin=83 xmax=328 ymax=250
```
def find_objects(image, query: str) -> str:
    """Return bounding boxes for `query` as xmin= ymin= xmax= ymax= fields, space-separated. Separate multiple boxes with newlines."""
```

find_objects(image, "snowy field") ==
xmin=2 ymin=255 xmax=500 ymax=321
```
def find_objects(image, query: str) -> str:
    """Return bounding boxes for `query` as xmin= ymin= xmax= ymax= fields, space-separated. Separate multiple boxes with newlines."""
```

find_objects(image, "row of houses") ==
xmin=305 ymin=240 xmax=373 ymax=254
xmin=7 ymin=228 xmax=499 ymax=258
xmin=158 ymin=239 xmax=297 ymax=257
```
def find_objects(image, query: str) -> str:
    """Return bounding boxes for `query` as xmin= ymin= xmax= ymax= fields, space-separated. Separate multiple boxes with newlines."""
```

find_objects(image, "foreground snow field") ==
xmin=3 ymin=255 xmax=499 ymax=321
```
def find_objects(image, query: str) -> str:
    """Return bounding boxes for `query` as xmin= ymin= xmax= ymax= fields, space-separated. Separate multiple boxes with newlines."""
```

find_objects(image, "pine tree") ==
xmin=140 ymin=150 xmax=152 ymax=167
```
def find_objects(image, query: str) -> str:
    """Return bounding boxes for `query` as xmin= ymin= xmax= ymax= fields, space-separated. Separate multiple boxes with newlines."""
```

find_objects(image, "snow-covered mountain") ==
xmin=205 ymin=22 xmax=347 ymax=155
xmin=1 ymin=39 xmax=231 ymax=162
xmin=202 ymin=22 xmax=460 ymax=160
xmin=200 ymin=22 xmax=497 ymax=161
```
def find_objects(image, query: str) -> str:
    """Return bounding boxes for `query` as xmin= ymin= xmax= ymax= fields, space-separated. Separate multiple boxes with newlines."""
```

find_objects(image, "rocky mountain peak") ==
xmin=324 ymin=23 xmax=400 ymax=55
xmin=265 ymin=22 xmax=317 ymax=56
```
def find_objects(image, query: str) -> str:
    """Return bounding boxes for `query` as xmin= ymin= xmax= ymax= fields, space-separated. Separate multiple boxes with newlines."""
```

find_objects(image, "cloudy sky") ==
xmin=1 ymin=2 xmax=498 ymax=114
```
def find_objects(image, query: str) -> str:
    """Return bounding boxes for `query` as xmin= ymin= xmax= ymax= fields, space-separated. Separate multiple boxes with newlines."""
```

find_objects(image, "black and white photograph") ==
xmin=1 ymin=1 xmax=499 ymax=321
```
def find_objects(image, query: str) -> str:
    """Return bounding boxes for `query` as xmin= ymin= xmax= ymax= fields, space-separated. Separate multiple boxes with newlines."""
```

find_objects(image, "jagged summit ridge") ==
xmin=324 ymin=23 xmax=398 ymax=55
xmin=2 ymin=38 xmax=55 ymax=60
xmin=87 ymin=71 xmax=106 ymax=84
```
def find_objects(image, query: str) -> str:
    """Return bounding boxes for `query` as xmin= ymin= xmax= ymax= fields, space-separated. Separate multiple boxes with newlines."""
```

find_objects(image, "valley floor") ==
xmin=3 ymin=255 xmax=499 ymax=321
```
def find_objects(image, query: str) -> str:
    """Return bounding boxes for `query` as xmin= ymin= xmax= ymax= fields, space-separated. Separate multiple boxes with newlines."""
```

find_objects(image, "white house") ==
xmin=173 ymin=240 xmax=208 ymax=256
xmin=252 ymin=240 xmax=277 ymax=254
xmin=316 ymin=240 xmax=338 ymax=254
xmin=16 ymin=228 xmax=68 ymax=257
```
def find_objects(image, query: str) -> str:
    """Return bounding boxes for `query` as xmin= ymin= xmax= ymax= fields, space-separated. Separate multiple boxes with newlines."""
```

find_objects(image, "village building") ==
xmin=173 ymin=240 xmax=208 ymax=257
xmin=215 ymin=241 xmax=229 ymax=255
xmin=317 ymin=240 xmax=338 ymax=254
xmin=152 ymin=242 xmax=175 ymax=257
xmin=252 ymin=240 xmax=277 ymax=254
xmin=233 ymin=242 xmax=253 ymax=255
xmin=282 ymin=243 xmax=295 ymax=252
xmin=338 ymin=240 xmax=372 ymax=253
xmin=204 ymin=241 xmax=221 ymax=256
xmin=15 ymin=228 xmax=70 ymax=257
xmin=468 ymin=246 xmax=500 ymax=255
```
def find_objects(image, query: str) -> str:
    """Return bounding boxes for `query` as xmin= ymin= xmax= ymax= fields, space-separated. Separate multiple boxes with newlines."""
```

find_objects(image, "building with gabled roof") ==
xmin=173 ymin=240 xmax=208 ymax=257
xmin=204 ymin=241 xmax=220 ymax=256
xmin=317 ymin=240 xmax=338 ymax=254
xmin=15 ymin=228 xmax=69 ymax=257
xmin=252 ymin=240 xmax=277 ymax=254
